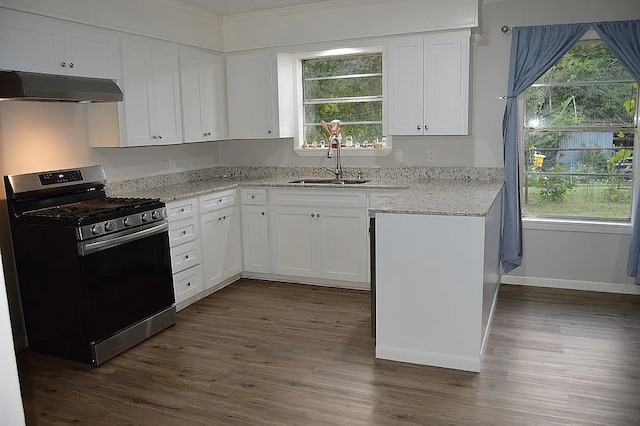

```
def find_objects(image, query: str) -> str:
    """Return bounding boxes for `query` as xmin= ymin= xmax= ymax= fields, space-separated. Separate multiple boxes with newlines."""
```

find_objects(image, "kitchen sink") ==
xmin=289 ymin=178 xmax=370 ymax=185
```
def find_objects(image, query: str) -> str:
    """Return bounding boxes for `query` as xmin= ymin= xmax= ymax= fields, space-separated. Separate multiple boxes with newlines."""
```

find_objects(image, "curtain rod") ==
xmin=501 ymin=26 xmax=511 ymax=34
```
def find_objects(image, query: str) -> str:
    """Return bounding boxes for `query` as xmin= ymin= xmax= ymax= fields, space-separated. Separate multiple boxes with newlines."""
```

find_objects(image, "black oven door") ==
xmin=79 ymin=222 xmax=174 ymax=342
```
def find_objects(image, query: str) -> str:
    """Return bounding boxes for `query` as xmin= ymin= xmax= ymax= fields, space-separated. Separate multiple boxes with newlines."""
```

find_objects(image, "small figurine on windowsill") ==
xmin=321 ymin=119 xmax=343 ymax=147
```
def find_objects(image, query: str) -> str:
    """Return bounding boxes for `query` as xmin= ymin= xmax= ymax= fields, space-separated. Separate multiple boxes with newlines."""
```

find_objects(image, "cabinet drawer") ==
xmin=168 ymin=217 xmax=199 ymax=247
xmin=200 ymin=189 xmax=236 ymax=213
xmin=369 ymin=191 xmax=402 ymax=209
xmin=166 ymin=198 xmax=198 ymax=221
xmin=270 ymin=189 xmax=367 ymax=208
xmin=173 ymin=264 xmax=204 ymax=303
xmin=240 ymin=188 xmax=267 ymax=205
xmin=170 ymin=239 xmax=201 ymax=273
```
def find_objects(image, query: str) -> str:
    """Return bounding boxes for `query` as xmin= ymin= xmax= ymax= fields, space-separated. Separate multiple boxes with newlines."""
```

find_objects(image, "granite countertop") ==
xmin=112 ymin=176 xmax=503 ymax=217
xmin=369 ymin=179 xmax=503 ymax=217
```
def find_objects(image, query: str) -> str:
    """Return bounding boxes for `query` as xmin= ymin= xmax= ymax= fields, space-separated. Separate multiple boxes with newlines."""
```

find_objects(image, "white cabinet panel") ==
xmin=173 ymin=265 xmax=204 ymax=305
xmin=119 ymin=36 xmax=182 ymax=147
xmin=387 ymin=35 xmax=424 ymax=135
xmin=0 ymin=9 xmax=119 ymax=79
xmin=170 ymin=239 xmax=201 ymax=274
xmin=201 ymin=204 xmax=242 ymax=290
xmin=387 ymin=30 xmax=470 ymax=136
xmin=241 ymin=205 xmax=270 ymax=274
xmin=269 ymin=190 xmax=369 ymax=283
xmin=179 ymin=48 xmax=228 ymax=143
xmin=168 ymin=217 xmax=199 ymax=248
xmin=270 ymin=206 xmax=315 ymax=277
xmin=227 ymin=51 xmax=278 ymax=139
xmin=62 ymin=25 xmax=120 ymax=79
xmin=200 ymin=189 xmax=236 ymax=213
xmin=318 ymin=207 xmax=368 ymax=282
xmin=423 ymin=32 xmax=469 ymax=135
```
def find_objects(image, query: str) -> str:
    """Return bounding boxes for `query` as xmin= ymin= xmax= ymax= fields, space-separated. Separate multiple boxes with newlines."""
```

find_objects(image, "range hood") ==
xmin=0 ymin=70 xmax=123 ymax=102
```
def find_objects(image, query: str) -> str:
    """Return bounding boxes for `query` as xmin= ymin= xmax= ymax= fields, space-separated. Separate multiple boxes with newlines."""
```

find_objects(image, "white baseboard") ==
xmin=376 ymin=345 xmax=481 ymax=373
xmin=501 ymin=275 xmax=640 ymax=295
xmin=241 ymin=272 xmax=370 ymax=291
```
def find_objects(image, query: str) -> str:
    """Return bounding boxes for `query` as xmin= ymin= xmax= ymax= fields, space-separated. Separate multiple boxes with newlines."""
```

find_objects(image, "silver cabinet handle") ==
xmin=158 ymin=135 xmax=163 ymax=139
xmin=311 ymin=213 xmax=315 ymax=217
xmin=261 ymin=212 xmax=265 ymax=216
xmin=187 ymin=282 xmax=191 ymax=287
xmin=69 ymin=62 xmax=74 ymax=68
xmin=61 ymin=62 xmax=66 ymax=68
xmin=417 ymin=125 xmax=421 ymax=130
xmin=251 ymin=195 xmax=256 ymax=199
xmin=185 ymin=254 xmax=189 ymax=259
xmin=424 ymin=124 xmax=429 ymax=130
xmin=317 ymin=213 xmax=320 ymax=218
xmin=182 ymin=230 xmax=187 ymax=235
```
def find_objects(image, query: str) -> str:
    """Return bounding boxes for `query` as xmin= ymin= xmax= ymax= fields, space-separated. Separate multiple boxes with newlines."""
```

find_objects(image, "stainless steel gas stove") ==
xmin=5 ymin=165 xmax=175 ymax=366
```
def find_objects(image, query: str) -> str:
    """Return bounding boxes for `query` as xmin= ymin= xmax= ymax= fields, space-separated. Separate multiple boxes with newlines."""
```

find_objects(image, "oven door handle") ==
xmin=78 ymin=222 xmax=169 ymax=256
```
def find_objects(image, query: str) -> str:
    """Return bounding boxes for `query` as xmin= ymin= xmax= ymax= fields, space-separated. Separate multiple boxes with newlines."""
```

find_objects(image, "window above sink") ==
xmin=278 ymin=45 xmax=392 ymax=157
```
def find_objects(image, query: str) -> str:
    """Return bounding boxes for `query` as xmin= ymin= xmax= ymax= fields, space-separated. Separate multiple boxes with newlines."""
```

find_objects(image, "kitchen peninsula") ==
xmin=109 ymin=166 xmax=503 ymax=372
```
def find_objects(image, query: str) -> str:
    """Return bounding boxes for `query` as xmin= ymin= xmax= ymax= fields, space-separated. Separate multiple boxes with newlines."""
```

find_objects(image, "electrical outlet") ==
xmin=168 ymin=156 xmax=176 ymax=170
xmin=426 ymin=148 xmax=437 ymax=163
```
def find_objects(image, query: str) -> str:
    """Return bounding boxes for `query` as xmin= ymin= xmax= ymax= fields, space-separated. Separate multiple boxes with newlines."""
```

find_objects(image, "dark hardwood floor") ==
xmin=17 ymin=280 xmax=640 ymax=425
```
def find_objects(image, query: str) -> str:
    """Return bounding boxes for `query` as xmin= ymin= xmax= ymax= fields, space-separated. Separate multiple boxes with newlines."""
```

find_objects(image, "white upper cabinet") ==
xmin=0 ymin=9 xmax=120 ymax=79
xmin=387 ymin=30 xmax=470 ymax=136
xmin=179 ymin=48 xmax=228 ymax=143
xmin=226 ymin=51 xmax=279 ymax=139
xmin=119 ymin=36 xmax=183 ymax=146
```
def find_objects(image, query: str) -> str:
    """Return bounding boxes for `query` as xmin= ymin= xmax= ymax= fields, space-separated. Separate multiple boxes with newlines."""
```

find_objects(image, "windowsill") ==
xmin=294 ymin=147 xmax=392 ymax=157
xmin=523 ymin=217 xmax=632 ymax=235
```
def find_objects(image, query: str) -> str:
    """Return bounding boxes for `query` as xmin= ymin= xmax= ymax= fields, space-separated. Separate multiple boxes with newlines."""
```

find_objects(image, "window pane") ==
xmin=304 ymin=101 xmax=382 ymax=124
xmin=522 ymin=131 xmax=634 ymax=219
xmin=536 ymin=40 xmax=632 ymax=83
xmin=304 ymin=123 xmax=382 ymax=146
xmin=526 ymin=83 xmax=637 ymax=127
xmin=304 ymin=76 xmax=382 ymax=100
xmin=303 ymin=54 xmax=382 ymax=79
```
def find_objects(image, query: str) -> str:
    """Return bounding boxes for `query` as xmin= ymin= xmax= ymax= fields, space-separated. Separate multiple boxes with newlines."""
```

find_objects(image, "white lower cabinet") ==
xmin=200 ymin=192 xmax=242 ymax=291
xmin=166 ymin=197 xmax=203 ymax=309
xmin=241 ymin=189 xmax=270 ymax=274
xmin=269 ymin=189 xmax=369 ymax=284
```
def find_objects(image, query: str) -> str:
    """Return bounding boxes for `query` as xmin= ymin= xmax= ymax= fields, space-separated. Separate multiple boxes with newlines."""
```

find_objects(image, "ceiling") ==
xmin=173 ymin=0 xmax=335 ymax=16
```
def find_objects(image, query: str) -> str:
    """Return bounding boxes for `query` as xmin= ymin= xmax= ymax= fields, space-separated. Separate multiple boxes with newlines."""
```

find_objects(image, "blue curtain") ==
xmin=592 ymin=21 xmax=640 ymax=283
xmin=501 ymin=23 xmax=589 ymax=272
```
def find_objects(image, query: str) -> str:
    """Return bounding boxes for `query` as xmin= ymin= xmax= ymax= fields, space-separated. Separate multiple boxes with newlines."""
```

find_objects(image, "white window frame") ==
xmin=519 ymin=33 xmax=640 ymax=228
xmin=290 ymin=45 xmax=391 ymax=157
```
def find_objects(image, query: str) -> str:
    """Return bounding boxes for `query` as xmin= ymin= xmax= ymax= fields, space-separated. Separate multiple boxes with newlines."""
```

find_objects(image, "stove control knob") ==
xmin=152 ymin=210 xmax=161 ymax=220
xmin=141 ymin=212 xmax=151 ymax=222
xmin=91 ymin=224 xmax=103 ymax=235
xmin=104 ymin=222 xmax=114 ymax=232
xmin=123 ymin=217 xmax=133 ymax=227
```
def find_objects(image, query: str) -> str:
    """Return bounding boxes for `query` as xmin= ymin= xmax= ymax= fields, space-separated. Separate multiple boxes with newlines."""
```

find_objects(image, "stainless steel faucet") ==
xmin=326 ymin=136 xmax=343 ymax=180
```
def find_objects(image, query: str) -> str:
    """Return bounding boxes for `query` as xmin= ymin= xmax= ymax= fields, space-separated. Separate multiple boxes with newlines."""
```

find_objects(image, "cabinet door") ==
xmin=269 ymin=206 xmax=315 ymax=277
xmin=423 ymin=31 xmax=470 ymax=135
xmin=200 ymin=210 xmax=224 ymax=289
xmin=179 ymin=48 xmax=206 ymax=142
xmin=201 ymin=52 xmax=228 ymax=141
xmin=63 ymin=24 xmax=120 ymax=79
xmin=242 ymin=205 xmax=270 ymax=273
xmin=387 ymin=35 xmax=424 ymax=135
xmin=227 ymin=52 xmax=278 ymax=139
xmin=0 ymin=10 xmax=64 ymax=75
xmin=151 ymin=42 xmax=182 ymax=145
xmin=317 ymin=207 xmax=369 ymax=282
xmin=180 ymin=49 xmax=228 ymax=143
xmin=120 ymin=38 xmax=155 ymax=146
xmin=222 ymin=206 xmax=243 ymax=280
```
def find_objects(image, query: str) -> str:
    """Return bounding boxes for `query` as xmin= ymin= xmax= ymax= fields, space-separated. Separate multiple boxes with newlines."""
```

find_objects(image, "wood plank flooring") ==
xmin=17 ymin=280 xmax=640 ymax=425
